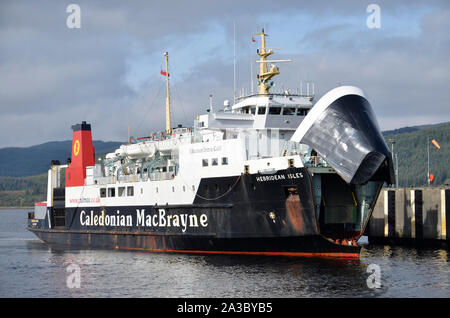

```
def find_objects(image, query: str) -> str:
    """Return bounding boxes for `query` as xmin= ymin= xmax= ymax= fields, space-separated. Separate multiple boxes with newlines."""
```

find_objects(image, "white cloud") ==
xmin=0 ymin=0 xmax=449 ymax=147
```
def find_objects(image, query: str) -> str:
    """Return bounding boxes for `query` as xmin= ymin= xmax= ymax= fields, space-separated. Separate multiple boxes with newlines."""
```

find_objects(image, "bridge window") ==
xmin=212 ymin=158 xmax=218 ymax=166
xmin=283 ymin=107 xmax=296 ymax=115
xmin=108 ymin=188 xmax=115 ymax=197
xmin=100 ymin=188 xmax=106 ymax=198
xmin=268 ymin=107 xmax=281 ymax=115
xmin=118 ymin=187 xmax=126 ymax=197
xmin=222 ymin=157 xmax=228 ymax=165
xmin=258 ymin=107 xmax=266 ymax=115
xmin=250 ymin=107 xmax=256 ymax=114
xmin=297 ymin=108 xmax=309 ymax=116
xmin=202 ymin=159 xmax=209 ymax=167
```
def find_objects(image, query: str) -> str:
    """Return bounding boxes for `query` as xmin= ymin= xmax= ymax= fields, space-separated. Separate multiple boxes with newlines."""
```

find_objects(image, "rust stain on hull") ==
xmin=285 ymin=187 xmax=305 ymax=234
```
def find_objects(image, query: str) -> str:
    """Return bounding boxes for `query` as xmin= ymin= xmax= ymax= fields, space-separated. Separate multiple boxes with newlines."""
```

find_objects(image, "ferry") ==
xmin=27 ymin=29 xmax=394 ymax=258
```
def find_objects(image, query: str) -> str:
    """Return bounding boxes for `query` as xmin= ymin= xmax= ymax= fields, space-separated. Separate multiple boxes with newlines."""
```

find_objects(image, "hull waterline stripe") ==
xmin=118 ymin=247 xmax=360 ymax=259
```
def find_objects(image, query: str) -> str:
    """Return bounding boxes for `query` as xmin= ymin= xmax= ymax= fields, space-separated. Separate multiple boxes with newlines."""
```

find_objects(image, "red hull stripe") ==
xmin=118 ymin=247 xmax=359 ymax=259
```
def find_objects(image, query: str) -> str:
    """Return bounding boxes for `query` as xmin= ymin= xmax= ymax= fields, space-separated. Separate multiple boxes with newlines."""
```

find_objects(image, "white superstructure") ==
xmin=62 ymin=29 xmax=326 ymax=209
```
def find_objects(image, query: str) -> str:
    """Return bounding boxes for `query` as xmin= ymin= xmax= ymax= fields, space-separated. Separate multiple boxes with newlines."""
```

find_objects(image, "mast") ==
xmin=164 ymin=52 xmax=171 ymax=134
xmin=256 ymin=28 xmax=279 ymax=95
xmin=233 ymin=21 xmax=236 ymax=104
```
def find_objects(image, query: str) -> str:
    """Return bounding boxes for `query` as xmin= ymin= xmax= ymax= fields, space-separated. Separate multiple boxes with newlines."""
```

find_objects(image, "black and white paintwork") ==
xmin=28 ymin=84 xmax=393 ymax=258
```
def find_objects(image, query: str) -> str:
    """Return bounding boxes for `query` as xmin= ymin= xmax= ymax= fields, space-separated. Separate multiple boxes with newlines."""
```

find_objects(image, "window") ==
xmin=258 ymin=107 xmax=266 ymax=115
xmin=172 ymin=186 xmax=175 ymax=192
xmin=222 ymin=157 xmax=228 ymax=165
xmin=268 ymin=107 xmax=281 ymax=115
xmin=202 ymin=159 xmax=209 ymax=167
xmin=168 ymin=166 xmax=174 ymax=172
xmin=108 ymin=188 xmax=115 ymax=197
xmin=100 ymin=188 xmax=106 ymax=198
xmin=297 ymin=108 xmax=309 ymax=116
xmin=156 ymin=187 xmax=159 ymax=193
xmin=250 ymin=107 xmax=256 ymax=114
xmin=283 ymin=107 xmax=296 ymax=115
xmin=212 ymin=158 xmax=218 ymax=166
xmin=118 ymin=187 xmax=125 ymax=197
xmin=127 ymin=186 xmax=134 ymax=196
xmin=192 ymin=185 xmax=195 ymax=191
xmin=183 ymin=186 xmax=186 ymax=192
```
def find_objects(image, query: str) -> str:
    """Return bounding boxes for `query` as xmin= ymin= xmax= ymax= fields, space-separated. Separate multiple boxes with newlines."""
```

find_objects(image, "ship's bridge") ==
xmin=197 ymin=92 xmax=314 ymax=131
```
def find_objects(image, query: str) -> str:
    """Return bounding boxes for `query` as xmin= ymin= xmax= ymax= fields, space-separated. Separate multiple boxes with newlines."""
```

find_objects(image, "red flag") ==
xmin=431 ymin=139 xmax=440 ymax=149
xmin=252 ymin=36 xmax=256 ymax=43
xmin=160 ymin=70 xmax=169 ymax=77
xmin=429 ymin=173 xmax=435 ymax=183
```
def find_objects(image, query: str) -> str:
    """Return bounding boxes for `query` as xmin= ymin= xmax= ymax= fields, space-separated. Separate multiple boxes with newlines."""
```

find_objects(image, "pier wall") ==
xmin=366 ymin=187 xmax=449 ymax=244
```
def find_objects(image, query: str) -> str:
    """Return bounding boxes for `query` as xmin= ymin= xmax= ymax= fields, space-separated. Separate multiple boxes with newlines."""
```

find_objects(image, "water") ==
xmin=0 ymin=209 xmax=448 ymax=298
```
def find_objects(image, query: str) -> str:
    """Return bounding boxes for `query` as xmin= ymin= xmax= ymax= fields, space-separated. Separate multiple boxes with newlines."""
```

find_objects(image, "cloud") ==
xmin=0 ymin=0 xmax=449 ymax=147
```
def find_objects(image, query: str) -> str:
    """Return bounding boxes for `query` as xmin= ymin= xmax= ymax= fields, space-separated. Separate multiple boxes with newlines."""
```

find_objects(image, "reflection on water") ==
xmin=0 ymin=210 xmax=448 ymax=298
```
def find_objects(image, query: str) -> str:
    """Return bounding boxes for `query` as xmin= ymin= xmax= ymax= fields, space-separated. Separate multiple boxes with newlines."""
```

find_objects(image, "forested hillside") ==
xmin=384 ymin=123 xmax=450 ymax=187
xmin=0 ymin=174 xmax=47 ymax=207
xmin=0 ymin=140 xmax=122 ymax=177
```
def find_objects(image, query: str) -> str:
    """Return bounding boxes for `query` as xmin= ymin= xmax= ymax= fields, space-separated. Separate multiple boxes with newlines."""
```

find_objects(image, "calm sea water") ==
xmin=0 ymin=209 xmax=448 ymax=298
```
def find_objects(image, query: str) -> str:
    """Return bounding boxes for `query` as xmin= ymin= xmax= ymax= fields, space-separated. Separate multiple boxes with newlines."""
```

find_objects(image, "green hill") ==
xmin=384 ymin=123 xmax=450 ymax=187
xmin=0 ymin=173 xmax=47 ymax=207
xmin=0 ymin=140 xmax=122 ymax=177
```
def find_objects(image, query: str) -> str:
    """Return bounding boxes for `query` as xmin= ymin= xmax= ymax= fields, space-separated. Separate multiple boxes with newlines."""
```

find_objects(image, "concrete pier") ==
xmin=366 ymin=187 xmax=449 ymax=244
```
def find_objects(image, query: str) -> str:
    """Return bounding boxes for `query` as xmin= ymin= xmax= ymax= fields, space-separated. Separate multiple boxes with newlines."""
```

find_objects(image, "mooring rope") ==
xmin=194 ymin=174 xmax=242 ymax=201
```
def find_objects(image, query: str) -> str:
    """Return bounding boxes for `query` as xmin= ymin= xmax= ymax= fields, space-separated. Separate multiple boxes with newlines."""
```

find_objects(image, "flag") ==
xmin=160 ymin=70 xmax=169 ymax=77
xmin=431 ymin=139 xmax=440 ymax=149
xmin=251 ymin=36 xmax=256 ymax=43
xmin=429 ymin=173 xmax=435 ymax=183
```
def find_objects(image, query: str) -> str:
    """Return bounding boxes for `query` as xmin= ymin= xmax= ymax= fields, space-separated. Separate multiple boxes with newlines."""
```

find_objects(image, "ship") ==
xmin=27 ymin=29 xmax=394 ymax=258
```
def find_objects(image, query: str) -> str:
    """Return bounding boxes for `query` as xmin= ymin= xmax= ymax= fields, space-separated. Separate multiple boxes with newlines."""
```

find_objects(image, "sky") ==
xmin=0 ymin=0 xmax=449 ymax=148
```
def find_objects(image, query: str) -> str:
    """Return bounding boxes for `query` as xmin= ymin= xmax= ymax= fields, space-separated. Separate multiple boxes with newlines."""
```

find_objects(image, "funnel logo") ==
xmin=73 ymin=140 xmax=80 ymax=156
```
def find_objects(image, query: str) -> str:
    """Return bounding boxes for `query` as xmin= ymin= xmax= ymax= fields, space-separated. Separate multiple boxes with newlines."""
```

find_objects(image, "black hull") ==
xmin=27 ymin=167 xmax=376 ymax=259
xmin=28 ymin=227 xmax=361 ymax=258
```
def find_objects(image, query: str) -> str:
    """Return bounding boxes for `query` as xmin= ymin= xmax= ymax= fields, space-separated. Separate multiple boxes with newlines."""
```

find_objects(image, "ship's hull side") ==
xmin=28 ymin=167 xmax=363 ymax=258
xmin=29 ymin=229 xmax=360 ymax=258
